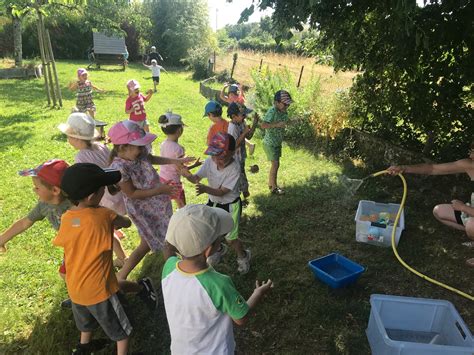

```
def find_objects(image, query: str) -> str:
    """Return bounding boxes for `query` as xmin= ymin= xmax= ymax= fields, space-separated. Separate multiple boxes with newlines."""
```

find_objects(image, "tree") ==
xmin=245 ymin=0 xmax=474 ymax=159
xmin=144 ymin=0 xmax=213 ymax=64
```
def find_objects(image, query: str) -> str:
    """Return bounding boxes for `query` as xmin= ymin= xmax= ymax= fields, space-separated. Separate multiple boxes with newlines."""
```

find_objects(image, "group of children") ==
xmin=0 ymin=66 xmax=295 ymax=353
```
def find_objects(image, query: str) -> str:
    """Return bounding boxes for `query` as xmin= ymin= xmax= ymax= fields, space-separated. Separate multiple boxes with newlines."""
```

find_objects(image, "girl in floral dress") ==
xmin=69 ymin=68 xmax=105 ymax=119
xmin=108 ymin=120 xmax=194 ymax=280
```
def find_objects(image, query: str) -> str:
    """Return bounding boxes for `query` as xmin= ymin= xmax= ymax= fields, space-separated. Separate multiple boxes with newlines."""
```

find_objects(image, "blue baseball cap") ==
xmin=203 ymin=101 xmax=222 ymax=117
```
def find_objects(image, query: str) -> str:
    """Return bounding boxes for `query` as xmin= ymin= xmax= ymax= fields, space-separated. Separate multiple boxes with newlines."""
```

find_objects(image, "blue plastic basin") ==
xmin=308 ymin=253 xmax=365 ymax=288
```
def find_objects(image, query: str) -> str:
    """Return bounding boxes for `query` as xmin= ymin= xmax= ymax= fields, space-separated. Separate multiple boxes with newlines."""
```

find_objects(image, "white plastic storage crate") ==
xmin=355 ymin=200 xmax=405 ymax=247
xmin=366 ymin=294 xmax=474 ymax=355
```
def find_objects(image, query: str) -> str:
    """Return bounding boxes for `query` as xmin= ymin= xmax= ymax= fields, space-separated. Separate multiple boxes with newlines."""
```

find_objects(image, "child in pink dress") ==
xmin=158 ymin=112 xmax=187 ymax=209
xmin=108 ymin=120 xmax=195 ymax=280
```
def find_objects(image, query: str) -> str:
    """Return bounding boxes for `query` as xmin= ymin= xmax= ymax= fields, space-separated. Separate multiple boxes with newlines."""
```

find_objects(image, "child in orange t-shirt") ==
xmin=203 ymin=101 xmax=228 ymax=146
xmin=54 ymin=163 xmax=156 ymax=355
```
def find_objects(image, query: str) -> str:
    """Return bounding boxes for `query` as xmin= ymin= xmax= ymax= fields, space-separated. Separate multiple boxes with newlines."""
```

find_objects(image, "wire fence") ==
xmin=214 ymin=50 xmax=356 ymax=92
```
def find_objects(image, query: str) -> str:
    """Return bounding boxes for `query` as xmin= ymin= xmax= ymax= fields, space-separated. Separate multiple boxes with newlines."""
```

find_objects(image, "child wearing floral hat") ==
xmin=181 ymin=132 xmax=251 ymax=274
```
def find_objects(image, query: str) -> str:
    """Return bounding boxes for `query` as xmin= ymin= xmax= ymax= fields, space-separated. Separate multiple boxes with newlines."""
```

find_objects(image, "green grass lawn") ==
xmin=0 ymin=61 xmax=473 ymax=354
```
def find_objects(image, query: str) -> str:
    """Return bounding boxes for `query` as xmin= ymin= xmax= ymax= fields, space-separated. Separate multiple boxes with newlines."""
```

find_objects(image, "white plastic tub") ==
xmin=366 ymin=294 xmax=474 ymax=355
xmin=355 ymin=200 xmax=405 ymax=247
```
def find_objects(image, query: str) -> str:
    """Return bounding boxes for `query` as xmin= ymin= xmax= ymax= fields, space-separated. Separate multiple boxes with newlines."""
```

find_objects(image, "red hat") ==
xmin=18 ymin=159 xmax=70 ymax=187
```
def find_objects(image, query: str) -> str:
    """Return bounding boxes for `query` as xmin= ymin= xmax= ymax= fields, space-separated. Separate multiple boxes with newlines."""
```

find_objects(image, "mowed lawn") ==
xmin=0 ymin=61 xmax=472 ymax=354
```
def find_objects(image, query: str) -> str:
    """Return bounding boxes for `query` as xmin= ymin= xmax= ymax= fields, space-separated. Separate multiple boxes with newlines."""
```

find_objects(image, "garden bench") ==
xmin=88 ymin=32 xmax=128 ymax=71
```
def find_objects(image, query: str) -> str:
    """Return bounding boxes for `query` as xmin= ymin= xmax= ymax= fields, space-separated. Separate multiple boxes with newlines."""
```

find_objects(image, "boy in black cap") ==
xmin=54 ymin=163 xmax=155 ymax=355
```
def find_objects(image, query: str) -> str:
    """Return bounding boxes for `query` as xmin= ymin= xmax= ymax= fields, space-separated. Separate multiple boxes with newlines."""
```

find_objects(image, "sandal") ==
xmin=466 ymin=258 xmax=474 ymax=268
xmin=270 ymin=187 xmax=285 ymax=195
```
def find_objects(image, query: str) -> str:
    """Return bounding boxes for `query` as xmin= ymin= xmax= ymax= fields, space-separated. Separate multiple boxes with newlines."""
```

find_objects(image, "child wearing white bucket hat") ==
xmin=58 ymin=112 xmax=128 ymax=267
xmin=162 ymin=204 xmax=273 ymax=355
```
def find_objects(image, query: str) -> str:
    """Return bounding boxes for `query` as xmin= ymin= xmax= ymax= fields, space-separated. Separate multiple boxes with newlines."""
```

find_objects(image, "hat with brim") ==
xmin=228 ymin=84 xmax=239 ymax=93
xmin=61 ymin=163 xmax=122 ymax=201
xmin=274 ymin=90 xmax=293 ymax=105
xmin=160 ymin=112 xmax=187 ymax=127
xmin=203 ymin=101 xmax=222 ymax=117
xmin=227 ymin=102 xmax=253 ymax=118
xmin=127 ymin=79 xmax=140 ymax=91
xmin=58 ymin=113 xmax=100 ymax=140
xmin=18 ymin=159 xmax=70 ymax=187
xmin=108 ymin=120 xmax=156 ymax=146
xmin=166 ymin=204 xmax=234 ymax=257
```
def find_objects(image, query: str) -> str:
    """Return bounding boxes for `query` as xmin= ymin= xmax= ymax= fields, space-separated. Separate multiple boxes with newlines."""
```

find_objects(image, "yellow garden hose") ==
xmin=371 ymin=170 xmax=474 ymax=301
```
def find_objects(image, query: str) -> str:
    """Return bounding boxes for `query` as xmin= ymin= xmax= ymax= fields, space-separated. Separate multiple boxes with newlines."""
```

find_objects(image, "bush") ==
xmin=248 ymin=66 xmax=350 ymax=144
xmin=182 ymin=46 xmax=213 ymax=80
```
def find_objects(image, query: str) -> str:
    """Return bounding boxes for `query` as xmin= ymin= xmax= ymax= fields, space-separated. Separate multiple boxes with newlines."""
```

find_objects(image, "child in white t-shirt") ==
xmin=162 ymin=204 xmax=273 ymax=354
xmin=143 ymin=59 xmax=166 ymax=93
xmin=181 ymin=133 xmax=251 ymax=274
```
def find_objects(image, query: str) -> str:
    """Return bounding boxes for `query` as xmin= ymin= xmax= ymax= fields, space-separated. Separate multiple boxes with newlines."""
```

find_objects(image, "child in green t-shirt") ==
xmin=260 ymin=90 xmax=293 ymax=195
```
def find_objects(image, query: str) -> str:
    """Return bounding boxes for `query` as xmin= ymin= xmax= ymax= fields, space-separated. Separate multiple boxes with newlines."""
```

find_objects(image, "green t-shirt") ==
xmin=263 ymin=106 xmax=289 ymax=146
xmin=27 ymin=199 xmax=72 ymax=230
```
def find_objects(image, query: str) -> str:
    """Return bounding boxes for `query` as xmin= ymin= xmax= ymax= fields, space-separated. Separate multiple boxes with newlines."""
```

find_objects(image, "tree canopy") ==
xmin=250 ymin=0 xmax=473 ymax=159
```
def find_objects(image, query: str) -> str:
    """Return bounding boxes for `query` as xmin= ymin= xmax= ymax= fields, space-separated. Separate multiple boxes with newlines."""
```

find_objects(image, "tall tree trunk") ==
xmin=12 ymin=16 xmax=22 ymax=67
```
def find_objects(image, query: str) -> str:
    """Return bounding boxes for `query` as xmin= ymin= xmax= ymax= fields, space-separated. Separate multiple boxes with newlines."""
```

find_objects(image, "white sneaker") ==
xmin=207 ymin=243 xmax=228 ymax=266
xmin=237 ymin=249 xmax=251 ymax=274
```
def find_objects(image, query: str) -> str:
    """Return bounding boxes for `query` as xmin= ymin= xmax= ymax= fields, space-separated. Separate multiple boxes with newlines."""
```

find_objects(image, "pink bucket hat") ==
xmin=108 ymin=120 xmax=156 ymax=146
xmin=77 ymin=68 xmax=88 ymax=77
xmin=127 ymin=79 xmax=140 ymax=91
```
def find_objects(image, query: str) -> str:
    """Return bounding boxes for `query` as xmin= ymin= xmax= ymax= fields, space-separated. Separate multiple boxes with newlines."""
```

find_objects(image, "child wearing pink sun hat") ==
xmin=108 ymin=120 xmax=196 ymax=280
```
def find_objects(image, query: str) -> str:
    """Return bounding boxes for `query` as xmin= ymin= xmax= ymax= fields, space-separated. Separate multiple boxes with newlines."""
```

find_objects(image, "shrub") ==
xmin=182 ymin=45 xmax=213 ymax=80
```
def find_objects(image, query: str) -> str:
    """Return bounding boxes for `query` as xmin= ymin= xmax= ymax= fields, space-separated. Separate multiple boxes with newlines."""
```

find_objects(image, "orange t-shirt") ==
xmin=53 ymin=207 xmax=119 ymax=306
xmin=207 ymin=119 xmax=229 ymax=145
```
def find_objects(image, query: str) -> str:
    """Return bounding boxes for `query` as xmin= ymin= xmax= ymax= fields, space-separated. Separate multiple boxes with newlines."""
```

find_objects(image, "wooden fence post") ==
xmin=213 ymin=51 xmax=216 ymax=72
xmin=259 ymin=58 xmax=263 ymax=71
xmin=297 ymin=65 xmax=304 ymax=87
xmin=230 ymin=52 xmax=238 ymax=79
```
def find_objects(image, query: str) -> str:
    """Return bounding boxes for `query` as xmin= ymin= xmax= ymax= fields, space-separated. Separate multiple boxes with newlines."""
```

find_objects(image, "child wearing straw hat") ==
xmin=58 ymin=112 xmax=128 ymax=267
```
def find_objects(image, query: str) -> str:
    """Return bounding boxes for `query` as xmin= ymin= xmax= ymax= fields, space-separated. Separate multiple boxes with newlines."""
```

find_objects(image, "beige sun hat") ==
xmin=165 ymin=204 xmax=234 ymax=257
xmin=58 ymin=112 xmax=100 ymax=140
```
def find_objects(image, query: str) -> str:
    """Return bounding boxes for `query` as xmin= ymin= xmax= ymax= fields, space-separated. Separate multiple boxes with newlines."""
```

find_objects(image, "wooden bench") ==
xmin=88 ymin=32 xmax=127 ymax=71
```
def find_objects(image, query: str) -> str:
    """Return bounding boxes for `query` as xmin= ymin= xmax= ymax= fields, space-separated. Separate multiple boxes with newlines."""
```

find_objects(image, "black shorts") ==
xmin=454 ymin=210 xmax=464 ymax=225
xmin=152 ymin=76 xmax=160 ymax=83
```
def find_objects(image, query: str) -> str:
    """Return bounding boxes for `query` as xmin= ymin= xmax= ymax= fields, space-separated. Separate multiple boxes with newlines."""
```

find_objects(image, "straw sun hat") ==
xmin=58 ymin=112 xmax=100 ymax=140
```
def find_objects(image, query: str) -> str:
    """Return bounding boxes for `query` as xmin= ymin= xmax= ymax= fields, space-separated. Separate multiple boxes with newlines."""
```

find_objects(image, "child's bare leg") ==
xmin=433 ymin=204 xmax=466 ymax=231
xmin=80 ymin=331 xmax=92 ymax=344
xmin=228 ymin=239 xmax=245 ymax=259
xmin=464 ymin=218 xmax=474 ymax=240
xmin=113 ymin=234 xmax=128 ymax=261
xmin=269 ymin=160 xmax=280 ymax=189
xmin=117 ymin=238 xmax=150 ymax=280
xmin=116 ymin=337 xmax=129 ymax=355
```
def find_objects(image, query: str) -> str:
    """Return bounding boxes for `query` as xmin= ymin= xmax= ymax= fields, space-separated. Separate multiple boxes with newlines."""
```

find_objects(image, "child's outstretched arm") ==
xmin=148 ymin=154 xmax=195 ymax=166
xmin=196 ymin=183 xmax=229 ymax=197
xmin=246 ymin=113 xmax=260 ymax=139
xmin=92 ymin=84 xmax=105 ymax=93
xmin=144 ymin=89 xmax=154 ymax=102
xmin=118 ymin=180 xmax=177 ymax=200
xmin=142 ymin=63 xmax=151 ymax=69
xmin=113 ymin=214 xmax=132 ymax=230
xmin=219 ymin=84 xmax=229 ymax=103
xmin=0 ymin=217 xmax=35 ymax=250
xmin=233 ymin=279 xmax=273 ymax=326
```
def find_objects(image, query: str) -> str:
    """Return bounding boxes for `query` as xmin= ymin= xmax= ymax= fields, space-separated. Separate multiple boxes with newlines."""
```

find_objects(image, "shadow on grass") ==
xmin=4 ymin=173 xmax=473 ymax=354
xmin=0 ymin=126 xmax=33 ymax=152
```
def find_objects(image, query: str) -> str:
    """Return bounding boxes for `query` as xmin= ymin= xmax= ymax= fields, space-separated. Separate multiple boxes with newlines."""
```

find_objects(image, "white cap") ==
xmin=166 ymin=204 xmax=234 ymax=257
xmin=58 ymin=112 xmax=100 ymax=140
xmin=159 ymin=112 xmax=186 ymax=127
